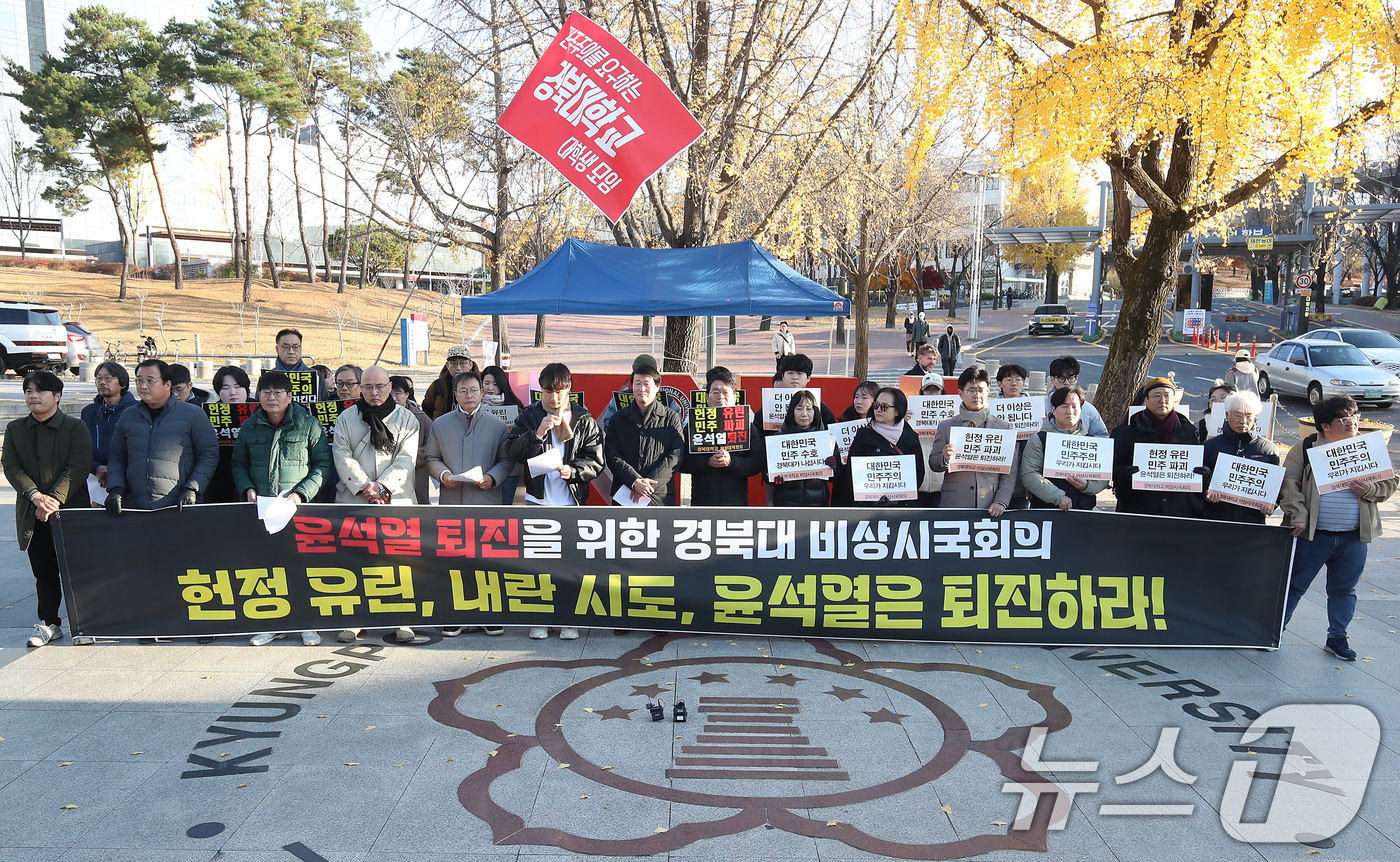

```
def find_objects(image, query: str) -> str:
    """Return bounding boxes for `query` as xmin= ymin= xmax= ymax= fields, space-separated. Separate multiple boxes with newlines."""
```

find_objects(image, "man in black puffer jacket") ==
xmin=606 ymin=364 xmax=684 ymax=506
xmin=505 ymin=362 xmax=604 ymax=506
xmin=105 ymin=359 xmax=219 ymax=512
xmin=1111 ymin=376 xmax=1203 ymax=517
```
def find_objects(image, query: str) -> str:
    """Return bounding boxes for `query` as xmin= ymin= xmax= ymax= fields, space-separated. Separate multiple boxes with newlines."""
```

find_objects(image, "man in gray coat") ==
xmin=106 ymin=359 xmax=219 ymax=513
xmin=424 ymin=371 xmax=512 ymax=505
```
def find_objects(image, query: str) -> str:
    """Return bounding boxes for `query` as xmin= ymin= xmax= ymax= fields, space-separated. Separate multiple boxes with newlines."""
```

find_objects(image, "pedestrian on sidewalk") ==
xmin=1224 ymin=349 xmax=1261 ymax=396
xmin=3 ymin=371 xmax=91 ymax=648
xmin=771 ymin=321 xmax=796 ymax=371
xmin=937 ymin=325 xmax=961 ymax=376
xmin=904 ymin=315 xmax=915 ymax=355
xmin=1280 ymin=395 xmax=1398 ymax=661
xmin=912 ymin=312 xmax=931 ymax=352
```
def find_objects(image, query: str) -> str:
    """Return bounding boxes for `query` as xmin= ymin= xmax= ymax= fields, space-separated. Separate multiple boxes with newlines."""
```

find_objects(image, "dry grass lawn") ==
xmin=0 ymin=268 xmax=478 ymax=368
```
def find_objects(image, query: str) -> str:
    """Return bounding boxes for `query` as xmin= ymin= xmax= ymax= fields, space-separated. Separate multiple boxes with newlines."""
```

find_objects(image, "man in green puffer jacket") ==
xmin=231 ymin=370 xmax=333 ymax=648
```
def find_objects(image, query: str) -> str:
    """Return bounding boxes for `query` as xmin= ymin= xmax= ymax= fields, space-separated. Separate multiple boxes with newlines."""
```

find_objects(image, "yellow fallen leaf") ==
xmin=365 ymin=725 xmax=376 ymax=730
xmin=554 ymin=724 xmax=565 ymax=728
xmin=826 ymin=819 xmax=842 ymax=827
xmin=1309 ymin=851 xmax=1321 ymax=855
xmin=58 ymin=762 xmax=73 ymax=767
xmin=59 ymin=805 xmax=77 ymax=810
xmin=236 ymin=783 xmax=248 ymax=788
xmin=0 ymin=736 xmax=6 ymax=741
xmin=601 ymin=765 xmax=615 ymax=770
xmin=1345 ymin=693 xmax=1354 ymax=698
xmin=991 ymin=820 xmax=1007 ymax=826
xmin=583 ymin=708 xmax=595 ymax=713
xmin=978 ymin=703 xmax=988 ymax=708
xmin=219 ymin=753 xmax=229 ymax=759
xmin=580 ymin=795 xmax=590 ymax=799
xmin=664 ymin=681 xmax=674 ymax=686
xmin=393 ymin=763 xmax=404 ymax=768
xmin=975 ymin=650 xmax=983 ymax=654
xmin=488 ymin=750 xmax=498 ymax=757
xmin=940 ymin=805 xmax=952 ymax=814
xmin=130 ymin=752 xmax=143 ymax=756
xmin=446 ymin=758 xmax=455 ymax=763
xmin=1012 ymin=666 xmax=1021 ymax=669
xmin=675 ymin=736 xmax=684 ymax=740
xmin=507 ymin=733 xmax=518 ymax=738
xmin=317 ymin=715 xmax=329 ymax=719
xmin=653 ymin=827 xmax=668 ymax=834
xmin=492 ymin=704 xmax=502 ymax=708
xmin=777 ymin=664 xmax=786 ymax=669
xmin=843 ymin=663 xmax=855 ymax=667
xmin=556 ymin=763 xmax=570 ymax=769
xmin=1247 ymin=750 xmax=1257 ymax=755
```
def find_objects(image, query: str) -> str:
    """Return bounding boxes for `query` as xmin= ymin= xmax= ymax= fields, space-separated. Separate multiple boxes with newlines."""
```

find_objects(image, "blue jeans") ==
xmin=500 ymin=475 xmax=519 ymax=505
xmin=1284 ymin=529 xmax=1367 ymax=639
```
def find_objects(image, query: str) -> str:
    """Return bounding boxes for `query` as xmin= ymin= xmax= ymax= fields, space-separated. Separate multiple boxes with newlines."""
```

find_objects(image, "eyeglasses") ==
xmin=456 ymin=387 xmax=483 ymax=396
xmin=335 ymin=379 xmax=359 ymax=387
xmin=873 ymin=403 xmax=896 ymax=412
xmin=363 ymin=383 xmax=391 ymax=392
xmin=95 ymin=373 xmax=117 ymax=382
xmin=1051 ymin=375 xmax=1078 ymax=384
xmin=259 ymin=389 xmax=290 ymax=398
xmin=134 ymin=376 xmax=163 ymax=387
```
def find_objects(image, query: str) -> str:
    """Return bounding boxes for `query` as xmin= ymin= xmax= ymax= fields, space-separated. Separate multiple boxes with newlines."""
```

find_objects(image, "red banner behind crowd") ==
xmin=497 ymin=12 xmax=704 ymax=222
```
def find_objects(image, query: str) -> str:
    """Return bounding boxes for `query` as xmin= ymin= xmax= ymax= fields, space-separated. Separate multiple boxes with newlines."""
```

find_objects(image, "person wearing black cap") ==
xmin=1110 ymin=376 xmax=1204 ymax=517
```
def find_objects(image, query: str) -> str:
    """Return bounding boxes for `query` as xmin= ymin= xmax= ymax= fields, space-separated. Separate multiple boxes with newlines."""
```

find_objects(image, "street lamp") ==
xmin=957 ymin=169 xmax=999 ymax=341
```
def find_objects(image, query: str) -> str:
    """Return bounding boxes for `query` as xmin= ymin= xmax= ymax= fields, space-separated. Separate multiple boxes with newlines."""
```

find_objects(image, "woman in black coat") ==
xmin=681 ymin=370 xmax=762 ymax=505
xmin=1202 ymin=390 xmax=1280 ymax=524
xmin=831 ymin=381 xmax=878 ymax=506
xmin=761 ymin=389 xmax=835 ymax=507
xmin=846 ymin=387 xmax=925 ymax=507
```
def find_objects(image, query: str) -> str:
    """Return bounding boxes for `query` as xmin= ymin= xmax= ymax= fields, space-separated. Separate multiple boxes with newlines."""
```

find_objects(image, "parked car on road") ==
xmin=1028 ymin=304 xmax=1075 ymax=336
xmin=1297 ymin=327 xmax=1400 ymax=376
xmin=64 ymin=321 xmax=103 ymax=374
xmin=0 ymin=301 xmax=69 ymax=376
xmin=1256 ymin=338 xmax=1400 ymax=407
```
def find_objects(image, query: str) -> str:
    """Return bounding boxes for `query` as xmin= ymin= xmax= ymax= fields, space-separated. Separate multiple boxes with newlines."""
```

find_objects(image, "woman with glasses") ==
xmin=1021 ymin=386 xmax=1108 ymax=511
xmin=847 ymin=387 xmax=924 ymax=507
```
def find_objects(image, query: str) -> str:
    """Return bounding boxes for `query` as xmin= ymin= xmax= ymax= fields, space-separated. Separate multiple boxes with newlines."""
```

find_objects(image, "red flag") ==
xmin=497 ymin=13 xmax=704 ymax=223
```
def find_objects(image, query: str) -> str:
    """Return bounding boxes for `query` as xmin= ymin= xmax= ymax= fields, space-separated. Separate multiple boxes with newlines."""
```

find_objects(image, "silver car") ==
xmin=64 ymin=321 xmax=103 ymax=374
xmin=1297 ymin=327 xmax=1400 ymax=376
xmin=1256 ymin=339 xmax=1400 ymax=407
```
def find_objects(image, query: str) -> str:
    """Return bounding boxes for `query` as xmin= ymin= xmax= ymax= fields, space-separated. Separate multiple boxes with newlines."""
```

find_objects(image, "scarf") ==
xmin=1148 ymin=408 xmax=1178 ymax=442
xmin=958 ymin=406 xmax=990 ymax=427
xmin=482 ymin=394 xmax=505 ymax=406
xmin=872 ymin=419 xmax=904 ymax=447
xmin=356 ymin=397 xmax=399 ymax=454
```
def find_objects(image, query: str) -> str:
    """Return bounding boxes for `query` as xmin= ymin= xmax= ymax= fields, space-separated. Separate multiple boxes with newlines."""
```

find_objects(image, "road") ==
xmin=970 ymin=296 xmax=1400 ymax=457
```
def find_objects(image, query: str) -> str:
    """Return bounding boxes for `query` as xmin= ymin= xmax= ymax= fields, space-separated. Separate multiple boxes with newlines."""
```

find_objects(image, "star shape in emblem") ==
xmin=629 ymin=683 xmax=668 ymax=698
xmin=863 ymin=707 xmax=910 ymax=725
xmin=824 ymin=686 xmax=868 ymax=702
xmin=765 ymin=673 xmax=806 ymax=687
xmin=595 ymin=705 xmax=637 ymax=721
xmin=688 ymin=672 xmax=729 ymax=684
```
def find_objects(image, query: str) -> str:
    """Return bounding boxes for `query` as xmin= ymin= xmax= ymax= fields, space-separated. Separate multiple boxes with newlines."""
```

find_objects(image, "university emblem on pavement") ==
xmin=429 ymin=635 xmax=1073 ymax=858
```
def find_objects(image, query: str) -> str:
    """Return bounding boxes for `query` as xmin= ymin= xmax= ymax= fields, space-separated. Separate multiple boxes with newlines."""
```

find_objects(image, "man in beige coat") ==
xmin=332 ymin=366 xmax=423 ymax=644
xmin=928 ymin=366 xmax=1017 ymax=514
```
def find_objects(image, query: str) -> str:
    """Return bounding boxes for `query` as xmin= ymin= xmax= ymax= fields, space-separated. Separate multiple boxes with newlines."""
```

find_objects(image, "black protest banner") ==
xmin=52 ymin=506 xmax=1291 ymax=648
xmin=688 ymin=405 xmax=751 ymax=453
xmin=285 ymin=371 xmax=319 ymax=404
xmin=204 ymin=402 xmax=259 ymax=447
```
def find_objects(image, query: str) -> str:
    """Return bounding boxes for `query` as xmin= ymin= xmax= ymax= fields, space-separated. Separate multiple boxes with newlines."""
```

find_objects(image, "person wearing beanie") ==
xmin=1111 ymin=377 xmax=1204 ymax=517
xmin=421 ymin=345 xmax=480 ymax=420
xmin=1224 ymin=348 xmax=1261 ymax=396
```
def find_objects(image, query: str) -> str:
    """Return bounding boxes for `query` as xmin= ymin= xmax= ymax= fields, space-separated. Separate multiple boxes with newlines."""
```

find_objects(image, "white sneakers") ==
xmin=560 ymin=627 xmax=580 ymax=640
xmin=26 ymin=623 xmax=61 ymax=648
xmin=302 ymin=631 xmax=321 ymax=646
xmin=530 ymin=627 xmax=580 ymax=640
xmin=250 ymin=631 xmax=321 ymax=646
xmin=529 ymin=627 xmax=549 ymax=639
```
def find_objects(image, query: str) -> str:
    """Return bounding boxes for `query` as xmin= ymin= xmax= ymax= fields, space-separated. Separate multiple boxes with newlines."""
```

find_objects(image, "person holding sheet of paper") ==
xmin=681 ymin=369 xmax=762 ymax=506
xmin=830 ymin=381 xmax=879 ymax=506
xmin=425 ymin=371 xmax=513 ymax=507
xmin=1279 ymin=395 xmax=1398 ymax=661
xmin=1021 ymin=386 xmax=1108 ymax=511
xmin=1202 ymin=391 xmax=1279 ymax=524
xmin=482 ymin=365 xmax=527 ymax=504
xmin=1111 ymin=377 xmax=1204 ymax=517
xmin=232 ymin=371 xmax=333 ymax=647
xmin=759 ymin=389 xmax=837 ymax=507
xmin=929 ymin=367 xmax=1017 ymax=514
xmin=605 ymin=363 xmax=685 ymax=506
xmin=1196 ymin=381 xmax=1235 ymax=440
xmin=847 ymin=387 xmax=924 ymax=507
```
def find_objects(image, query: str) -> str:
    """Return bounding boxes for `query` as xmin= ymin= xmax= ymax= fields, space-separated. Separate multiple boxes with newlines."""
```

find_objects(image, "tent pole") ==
xmin=844 ymin=317 xmax=851 ymax=376
xmin=706 ymin=316 xmax=715 ymax=371
xmin=826 ymin=317 xmax=835 ymax=375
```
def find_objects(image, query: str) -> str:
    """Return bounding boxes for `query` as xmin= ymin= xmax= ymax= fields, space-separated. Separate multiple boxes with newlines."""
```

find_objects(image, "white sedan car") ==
xmin=1257 ymin=339 xmax=1400 ymax=407
xmin=1297 ymin=327 xmax=1400 ymax=376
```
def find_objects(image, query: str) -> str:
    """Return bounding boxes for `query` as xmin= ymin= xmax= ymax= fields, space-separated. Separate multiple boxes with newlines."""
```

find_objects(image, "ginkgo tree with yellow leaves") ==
xmin=902 ymin=0 xmax=1400 ymax=425
xmin=1000 ymin=162 xmax=1091 ymax=304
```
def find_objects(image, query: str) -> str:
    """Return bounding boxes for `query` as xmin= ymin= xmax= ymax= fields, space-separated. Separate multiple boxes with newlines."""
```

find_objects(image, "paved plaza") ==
xmin=0 ymin=474 xmax=1399 ymax=861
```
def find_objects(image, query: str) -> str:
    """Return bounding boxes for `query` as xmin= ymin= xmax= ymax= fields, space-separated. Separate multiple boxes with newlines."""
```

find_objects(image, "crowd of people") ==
xmin=2 ymin=327 xmax=1390 ymax=663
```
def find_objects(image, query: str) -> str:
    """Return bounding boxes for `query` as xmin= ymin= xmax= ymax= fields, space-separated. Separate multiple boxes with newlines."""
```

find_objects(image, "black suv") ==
xmin=1028 ymin=304 xmax=1075 ymax=336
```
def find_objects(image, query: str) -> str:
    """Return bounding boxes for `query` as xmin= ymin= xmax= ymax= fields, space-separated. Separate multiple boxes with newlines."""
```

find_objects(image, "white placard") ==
xmin=481 ymin=339 xmax=499 ymax=364
xmin=948 ymin=425 xmax=1016 ymax=473
xmin=1205 ymin=401 xmax=1274 ymax=440
xmin=850 ymin=455 xmax=918 ymax=502
xmin=765 ymin=429 xmax=834 ymax=480
xmin=481 ymin=403 xmax=520 ymax=424
xmin=527 ymin=447 xmax=565 ymax=477
xmin=761 ymin=387 xmax=821 ymax=431
xmin=1132 ymin=443 xmax=1205 ymax=492
xmin=1042 ymin=433 xmax=1113 ymax=481
xmin=990 ymin=396 xmax=1042 ymax=440
xmin=1183 ymin=308 xmax=1208 ymax=335
xmin=1128 ymin=404 xmax=1190 ymax=420
xmin=612 ymin=485 xmax=651 ymax=506
xmin=907 ymin=396 xmax=961 ymax=437
xmin=829 ymin=419 xmax=869 ymax=462
xmin=1208 ymin=454 xmax=1284 ymax=512
xmin=1306 ymin=431 xmax=1395 ymax=494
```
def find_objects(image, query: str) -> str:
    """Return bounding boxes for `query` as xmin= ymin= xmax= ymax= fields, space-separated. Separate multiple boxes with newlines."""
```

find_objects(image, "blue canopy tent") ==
xmin=459 ymin=239 xmax=850 ymax=370
xmin=460 ymin=239 xmax=850 ymax=317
